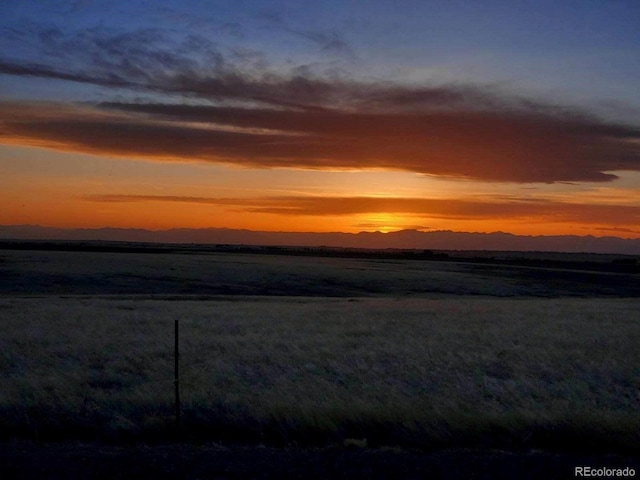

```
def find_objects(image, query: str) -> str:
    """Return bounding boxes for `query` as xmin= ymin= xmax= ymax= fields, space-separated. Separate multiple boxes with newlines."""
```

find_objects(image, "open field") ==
xmin=1 ymin=248 xmax=638 ymax=297
xmin=1 ymin=295 xmax=639 ymax=453
xmin=1 ymin=247 xmax=639 ymax=477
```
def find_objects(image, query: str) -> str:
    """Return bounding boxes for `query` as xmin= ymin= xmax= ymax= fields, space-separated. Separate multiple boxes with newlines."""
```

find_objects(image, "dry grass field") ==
xmin=0 ymin=246 xmax=639 ymax=477
xmin=1 ymin=294 xmax=639 ymax=451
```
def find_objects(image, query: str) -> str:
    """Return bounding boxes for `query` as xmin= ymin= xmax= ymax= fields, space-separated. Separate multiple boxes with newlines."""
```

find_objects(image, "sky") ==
xmin=1 ymin=0 xmax=639 ymax=239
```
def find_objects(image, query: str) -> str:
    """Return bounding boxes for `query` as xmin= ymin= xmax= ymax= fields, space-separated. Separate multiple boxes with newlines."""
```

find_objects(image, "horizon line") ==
xmin=1 ymin=223 xmax=639 ymax=240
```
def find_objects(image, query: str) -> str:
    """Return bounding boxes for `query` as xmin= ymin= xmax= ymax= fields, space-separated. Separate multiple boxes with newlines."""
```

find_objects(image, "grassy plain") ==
xmin=0 ymin=247 xmax=639 ymax=454
xmin=1 ymin=247 xmax=639 ymax=296
xmin=1 ymin=293 xmax=639 ymax=451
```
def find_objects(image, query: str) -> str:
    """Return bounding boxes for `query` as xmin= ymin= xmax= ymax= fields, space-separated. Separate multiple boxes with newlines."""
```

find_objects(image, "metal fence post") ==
xmin=175 ymin=319 xmax=180 ymax=433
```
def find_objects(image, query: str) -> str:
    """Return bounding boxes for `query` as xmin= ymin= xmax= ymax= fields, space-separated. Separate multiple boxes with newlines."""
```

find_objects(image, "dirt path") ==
xmin=2 ymin=441 xmax=639 ymax=479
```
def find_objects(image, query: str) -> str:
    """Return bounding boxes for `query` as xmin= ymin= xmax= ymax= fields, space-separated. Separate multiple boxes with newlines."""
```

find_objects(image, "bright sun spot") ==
xmin=359 ymin=213 xmax=403 ymax=233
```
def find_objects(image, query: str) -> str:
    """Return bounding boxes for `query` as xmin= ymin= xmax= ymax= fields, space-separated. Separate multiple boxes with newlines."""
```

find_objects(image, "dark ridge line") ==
xmin=0 ymin=239 xmax=638 ymax=274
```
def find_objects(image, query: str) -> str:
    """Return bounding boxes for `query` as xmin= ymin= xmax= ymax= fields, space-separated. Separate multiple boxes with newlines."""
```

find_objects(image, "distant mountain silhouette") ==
xmin=1 ymin=225 xmax=639 ymax=254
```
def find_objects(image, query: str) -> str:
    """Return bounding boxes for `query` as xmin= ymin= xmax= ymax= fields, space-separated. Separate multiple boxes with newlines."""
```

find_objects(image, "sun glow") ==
xmin=356 ymin=213 xmax=411 ymax=233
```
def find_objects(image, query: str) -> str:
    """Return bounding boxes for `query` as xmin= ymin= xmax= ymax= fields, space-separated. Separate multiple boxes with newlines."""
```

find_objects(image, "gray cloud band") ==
xmin=1 ymin=99 xmax=638 ymax=183
xmin=0 ymin=27 xmax=638 ymax=183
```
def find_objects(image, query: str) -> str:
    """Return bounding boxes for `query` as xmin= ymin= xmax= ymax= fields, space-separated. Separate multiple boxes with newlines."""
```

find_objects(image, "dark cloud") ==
xmin=592 ymin=226 xmax=640 ymax=234
xmin=2 ymin=99 xmax=638 ymax=183
xmin=0 ymin=24 xmax=500 ymax=109
xmin=0 ymin=24 xmax=356 ymax=107
xmin=0 ymin=26 xmax=215 ymax=88
xmin=258 ymin=11 xmax=355 ymax=57
xmin=0 ymin=59 xmax=141 ymax=89
xmin=83 ymin=194 xmax=640 ymax=226
xmin=0 ymin=25 xmax=639 ymax=182
xmin=288 ymin=29 xmax=354 ymax=57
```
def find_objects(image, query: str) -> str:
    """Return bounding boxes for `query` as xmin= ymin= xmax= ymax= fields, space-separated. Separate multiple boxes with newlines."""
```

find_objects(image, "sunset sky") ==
xmin=1 ymin=1 xmax=639 ymax=238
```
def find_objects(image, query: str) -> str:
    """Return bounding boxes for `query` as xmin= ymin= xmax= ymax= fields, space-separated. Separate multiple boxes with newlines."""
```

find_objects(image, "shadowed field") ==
xmin=1 ymin=295 xmax=639 ymax=452
xmin=3 ymin=440 xmax=639 ymax=480
xmin=1 ymin=247 xmax=639 ymax=478
xmin=0 ymin=248 xmax=638 ymax=297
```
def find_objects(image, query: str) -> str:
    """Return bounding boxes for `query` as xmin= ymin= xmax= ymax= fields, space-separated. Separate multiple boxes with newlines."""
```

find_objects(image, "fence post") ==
xmin=175 ymin=319 xmax=180 ymax=434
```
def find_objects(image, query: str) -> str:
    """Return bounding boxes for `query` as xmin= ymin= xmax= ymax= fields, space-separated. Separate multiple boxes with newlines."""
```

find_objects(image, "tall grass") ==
xmin=1 ymin=296 xmax=639 ymax=451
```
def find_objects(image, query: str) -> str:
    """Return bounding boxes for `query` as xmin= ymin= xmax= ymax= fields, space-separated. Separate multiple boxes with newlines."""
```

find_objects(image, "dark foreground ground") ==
xmin=1 ymin=247 xmax=638 ymax=297
xmin=2 ymin=441 xmax=639 ymax=480
xmin=2 ymin=245 xmax=638 ymax=478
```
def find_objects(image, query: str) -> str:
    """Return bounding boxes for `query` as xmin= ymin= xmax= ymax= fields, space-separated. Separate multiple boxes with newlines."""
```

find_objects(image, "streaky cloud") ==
xmin=83 ymin=194 xmax=640 ymax=226
xmin=1 ymin=99 xmax=638 ymax=183
xmin=0 ymin=25 xmax=639 ymax=183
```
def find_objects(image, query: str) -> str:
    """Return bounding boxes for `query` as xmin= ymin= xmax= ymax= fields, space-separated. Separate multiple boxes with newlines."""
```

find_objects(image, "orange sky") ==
xmin=1 ymin=141 xmax=639 ymax=238
xmin=1 ymin=2 xmax=639 ymax=241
